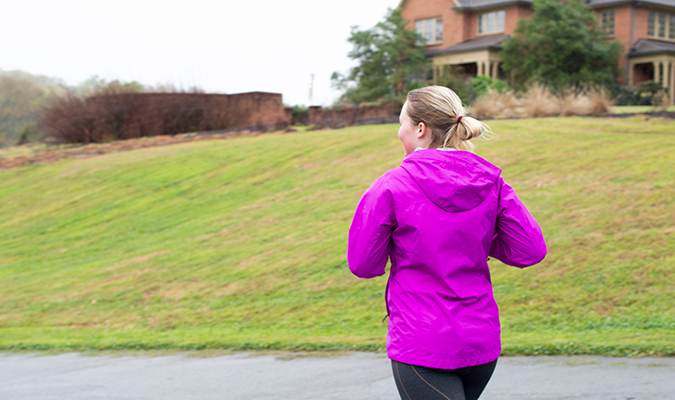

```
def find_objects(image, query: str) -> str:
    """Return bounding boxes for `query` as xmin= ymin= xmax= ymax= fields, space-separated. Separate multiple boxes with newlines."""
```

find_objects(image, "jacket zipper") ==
xmin=382 ymin=272 xmax=392 ymax=322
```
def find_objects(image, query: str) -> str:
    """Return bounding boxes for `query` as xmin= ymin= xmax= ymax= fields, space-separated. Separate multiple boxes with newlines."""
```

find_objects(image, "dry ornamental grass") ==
xmin=470 ymin=85 xmax=614 ymax=119
xmin=470 ymin=90 xmax=519 ymax=119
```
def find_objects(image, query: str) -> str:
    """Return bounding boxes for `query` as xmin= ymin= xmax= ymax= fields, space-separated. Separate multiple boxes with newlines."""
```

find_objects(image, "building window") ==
xmin=648 ymin=11 xmax=675 ymax=40
xmin=415 ymin=18 xmax=443 ymax=45
xmin=600 ymin=10 xmax=614 ymax=36
xmin=648 ymin=11 xmax=654 ymax=36
xmin=435 ymin=18 xmax=443 ymax=43
xmin=478 ymin=10 xmax=505 ymax=34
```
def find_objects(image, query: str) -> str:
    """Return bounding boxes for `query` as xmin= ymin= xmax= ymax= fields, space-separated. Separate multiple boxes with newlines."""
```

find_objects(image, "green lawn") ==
xmin=612 ymin=105 xmax=675 ymax=114
xmin=1 ymin=117 xmax=674 ymax=356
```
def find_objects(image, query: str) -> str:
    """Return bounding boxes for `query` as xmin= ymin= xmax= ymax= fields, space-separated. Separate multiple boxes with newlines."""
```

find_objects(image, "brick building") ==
xmin=400 ymin=0 xmax=675 ymax=104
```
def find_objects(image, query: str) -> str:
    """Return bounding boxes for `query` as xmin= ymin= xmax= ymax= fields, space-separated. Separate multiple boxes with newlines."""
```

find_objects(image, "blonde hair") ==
xmin=405 ymin=86 xmax=491 ymax=152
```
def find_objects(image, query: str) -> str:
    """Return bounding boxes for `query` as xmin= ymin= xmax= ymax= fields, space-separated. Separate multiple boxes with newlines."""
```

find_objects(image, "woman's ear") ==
xmin=417 ymin=122 xmax=428 ymax=139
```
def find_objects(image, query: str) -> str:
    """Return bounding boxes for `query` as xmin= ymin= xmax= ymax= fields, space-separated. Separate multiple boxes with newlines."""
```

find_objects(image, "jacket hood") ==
xmin=401 ymin=149 xmax=501 ymax=212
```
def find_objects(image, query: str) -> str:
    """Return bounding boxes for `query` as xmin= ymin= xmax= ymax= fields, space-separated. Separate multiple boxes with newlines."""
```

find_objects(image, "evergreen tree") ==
xmin=332 ymin=8 xmax=429 ymax=104
xmin=500 ymin=0 xmax=623 ymax=92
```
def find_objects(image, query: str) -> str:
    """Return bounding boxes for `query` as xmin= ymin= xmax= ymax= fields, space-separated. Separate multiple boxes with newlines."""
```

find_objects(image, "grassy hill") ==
xmin=1 ymin=117 xmax=673 ymax=355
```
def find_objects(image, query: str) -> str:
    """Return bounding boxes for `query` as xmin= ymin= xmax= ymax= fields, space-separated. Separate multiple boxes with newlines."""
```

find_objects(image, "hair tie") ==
xmin=457 ymin=116 xmax=463 ymax=123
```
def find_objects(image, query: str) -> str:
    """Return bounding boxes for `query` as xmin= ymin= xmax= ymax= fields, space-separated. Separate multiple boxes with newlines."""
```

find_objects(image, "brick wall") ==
xmin=290 ymin=102 xmax=403 ymax=128
xmin=465 ymin=11 xmax=478 ymax=41
xmin=401 ymin=0 xmax=460 ymax=49
xmin=632 ymin=7 xmax=652 ymax=43
xmin=402 ymin=1 xmax=533 ymax=47
xmin=592 ymin=5 xmax=635 ymax=84
xmin=592 ymin=5 xmax=667 ymax=85
xmin=463 ymin=6 xmax=531 ymax=42
xmin=227 ymin=92 xmax=286 ymax=129
xmin=512 ymin=6 xmax=534 ymax=33
xmin=126 ymin=92 xmax=286 ymax=133
xmin=613 ymin=6 xmax=633 ymax=83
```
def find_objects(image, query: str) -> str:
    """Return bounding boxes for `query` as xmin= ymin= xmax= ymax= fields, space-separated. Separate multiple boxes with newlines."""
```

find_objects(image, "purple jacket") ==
xmin=348 ymin=149 xmax=547 ymax=369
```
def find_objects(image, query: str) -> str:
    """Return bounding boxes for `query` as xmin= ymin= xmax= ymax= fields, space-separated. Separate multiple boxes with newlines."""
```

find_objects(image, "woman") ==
xmin=347 ymin=86 xmax=547 ymax=400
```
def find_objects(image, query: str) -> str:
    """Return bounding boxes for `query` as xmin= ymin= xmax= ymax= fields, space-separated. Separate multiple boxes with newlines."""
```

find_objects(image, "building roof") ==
xmin=629 ymin=38 xmax=675 ymax=56
xmin=425 ymin=36 xmax=675 ymax=58
xmin=589 ymin=0 xmax=675 ymax=9
xmin=453 ymin=0 xmax=530 ymax=10
xmin=450 ymin=0 xmax=675 ymax=10
xmin=426 ymin=35 xmax=508 ymax=55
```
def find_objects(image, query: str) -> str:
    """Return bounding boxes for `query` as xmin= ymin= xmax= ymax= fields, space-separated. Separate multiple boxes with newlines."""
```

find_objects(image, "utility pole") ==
xmin=308 ymin=74 xmax=314 ymax=106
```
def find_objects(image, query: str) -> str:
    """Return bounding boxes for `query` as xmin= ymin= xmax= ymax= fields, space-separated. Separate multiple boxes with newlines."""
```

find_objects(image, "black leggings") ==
xmin=391 ymin=359 xmax=497 ymax=400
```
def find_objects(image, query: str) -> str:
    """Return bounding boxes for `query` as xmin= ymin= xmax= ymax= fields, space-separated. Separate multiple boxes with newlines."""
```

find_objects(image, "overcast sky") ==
xmin=1 ymin=0 xmax=401 ymax=106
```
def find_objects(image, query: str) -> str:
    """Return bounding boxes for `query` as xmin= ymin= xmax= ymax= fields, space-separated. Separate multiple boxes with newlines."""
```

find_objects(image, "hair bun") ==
xmin=406 ymin=86 xmax=492 ymax=152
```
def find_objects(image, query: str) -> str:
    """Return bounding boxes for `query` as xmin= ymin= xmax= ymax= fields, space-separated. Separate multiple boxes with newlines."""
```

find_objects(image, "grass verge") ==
xmin=1 ymin=117 xmax=674 ymax=355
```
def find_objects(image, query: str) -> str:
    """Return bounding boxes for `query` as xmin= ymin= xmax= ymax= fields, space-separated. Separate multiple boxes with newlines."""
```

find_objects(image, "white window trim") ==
xmin=599 ymin=9 xmax=615 ymax=37
xmin=415 ymin=17 xmax=443 ymax=45
xmin=477 ymin=10 xmax=505 ymax=36
xmin=648 ymin=11 xmax=675 ymax=42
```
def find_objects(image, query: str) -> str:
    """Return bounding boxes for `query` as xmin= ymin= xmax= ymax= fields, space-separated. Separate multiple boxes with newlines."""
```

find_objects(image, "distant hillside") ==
xmin=0 ymin=69 xmax=68 ymax=91
xmin=0 ymin=69 xmax=72 ymax=147
xmin=0 ymin=118 xmax=673 ymax=355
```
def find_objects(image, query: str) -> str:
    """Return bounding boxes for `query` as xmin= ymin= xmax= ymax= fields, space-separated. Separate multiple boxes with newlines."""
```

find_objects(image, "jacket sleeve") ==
xmin=489 ymin=178 xmax=547 ymax=268
xmin=347 ymin=175 xmax=397 ymax=279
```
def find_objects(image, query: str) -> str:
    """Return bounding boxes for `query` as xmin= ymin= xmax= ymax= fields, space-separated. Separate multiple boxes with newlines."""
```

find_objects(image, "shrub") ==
xmin=613 ymin=85 xmax=639 ymax=106
xmin=470 ymin=76 xmax=511 ymax=98
xmin=289 ymin=105 xmax=308 ymax=116
xmin=637 ymin=82 xmax=668 ymax=107
xmin=16 ymin=125 xmax=39 ymax=145
xmin=434 ymin=67 xmax=475 ymax=106
xmin=614 ymin=82 xmax=667 ymax=106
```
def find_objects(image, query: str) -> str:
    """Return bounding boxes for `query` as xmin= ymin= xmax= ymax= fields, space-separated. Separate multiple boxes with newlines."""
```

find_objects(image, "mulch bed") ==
xmin=595 ymin=111 xmax=675 ymax=120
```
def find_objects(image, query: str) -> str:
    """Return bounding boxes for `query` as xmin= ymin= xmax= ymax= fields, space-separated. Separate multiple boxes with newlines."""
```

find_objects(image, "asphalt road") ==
xmin=2 ymin=352 xmax=674 ymax=400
